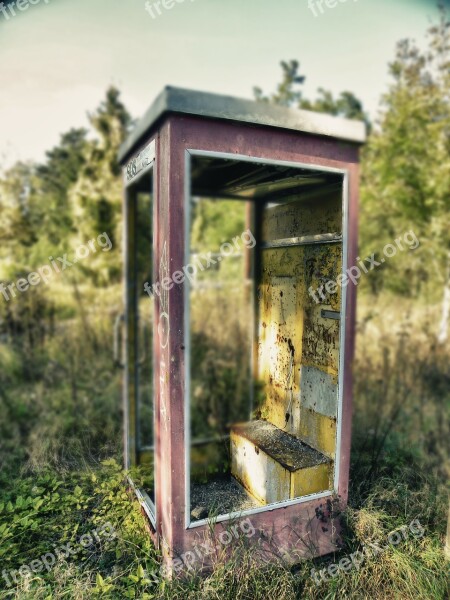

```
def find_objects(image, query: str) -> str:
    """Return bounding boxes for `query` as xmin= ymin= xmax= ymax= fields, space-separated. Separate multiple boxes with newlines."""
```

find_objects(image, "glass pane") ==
xmin=189 ymin=198 xmax=256 ymax=519
xmin=126 ymin=169 xmax=155 ymax=504
xmin=136 ymin=189 xmax=153 ymax=450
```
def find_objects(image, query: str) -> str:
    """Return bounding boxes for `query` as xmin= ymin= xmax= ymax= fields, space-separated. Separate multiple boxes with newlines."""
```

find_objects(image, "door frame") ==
xmin=123 ymin=142 xmax=157 ymax=527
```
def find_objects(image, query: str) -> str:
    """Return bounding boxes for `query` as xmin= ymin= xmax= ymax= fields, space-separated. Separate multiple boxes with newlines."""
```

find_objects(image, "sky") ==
xmin=0 ymin=0 xmax=446 ymax=169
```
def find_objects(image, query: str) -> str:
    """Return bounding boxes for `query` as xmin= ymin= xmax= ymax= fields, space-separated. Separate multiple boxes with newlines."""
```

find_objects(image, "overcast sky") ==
xmin=0 ymin=0 xmax=446 ymax=169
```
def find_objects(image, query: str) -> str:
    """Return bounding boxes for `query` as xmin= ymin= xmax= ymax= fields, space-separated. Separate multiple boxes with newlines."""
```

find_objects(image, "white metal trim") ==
xmin=127 ymin=476 xmax=157 ymax=529
xmin=150 ymin=159 xmax=158 ymax=527
xmin=188 ymin=490 xmax=333 ymax=530
xmin=262 ymin=233 xmax=342 ymax=249
xmin=249 ymin=203 xmax=256 ymax=419
xmin=184 ymin=149 xmax=193 ymax=530
xmin=184 ymin=148 xmax=348 ymax=529
xmin=333 ymin=171 xmax=349 ymax=492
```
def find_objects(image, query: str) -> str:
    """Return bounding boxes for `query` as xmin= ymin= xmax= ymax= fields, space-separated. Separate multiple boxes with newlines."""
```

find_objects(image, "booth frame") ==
xmin=118 ymin=87 xmax=364 ymax=566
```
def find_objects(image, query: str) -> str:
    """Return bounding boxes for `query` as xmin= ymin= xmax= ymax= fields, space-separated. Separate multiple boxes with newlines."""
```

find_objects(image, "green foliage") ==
xmin=35 ymin=128 xmax=88 ymax=245
xmin=253 ymin=6 xmax=449 ymax=305
xmin=360 ymin=6 xmax=450 ymax=299
xmin=0 ymin=461 xmax=159 ymax=599
xmin=69 ymin=86 xmax=131 ymax=285
xmin=301 ymin=88 xmax=369 ymax=125
xmin=253 ymin=59 xmax=305 ymax=107
xmin=0 ymin=449 xmax=447 ymax=599
xmin=0 ymin=163 xmax=40 ymax=261
xmin=254 ymin=59 xmax=370 ymax=124
xmin=191 ymin=198 xmax=246 ymax=252
xmin=0 ymin=304 xmax=122 ymax=479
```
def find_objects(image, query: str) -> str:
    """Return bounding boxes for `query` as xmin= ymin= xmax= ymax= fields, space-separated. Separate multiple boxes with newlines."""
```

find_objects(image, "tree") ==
xmin=361 ymin=5 xmax=450 ymax=339
xmin=0 ymin=162 xmax=38 ymax=258
xmin=34 ymin=128 xmax=88 ymax=244
xmin=70 ymin=87 xmax=133 ymax=283
xmin=301 ymin=88 xmax=369 ymax=126
xmin=253 ymin=60 xmax=305 ymax=107
xmin=254 ymin=59 xmax=369 ymax=125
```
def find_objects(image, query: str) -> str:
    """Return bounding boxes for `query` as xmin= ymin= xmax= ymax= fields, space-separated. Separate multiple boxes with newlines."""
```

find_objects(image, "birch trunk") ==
xmin=446 ymin=497 xmax=450 ymax=559
xmin=437 ymin=251 xmax=450 ymax=344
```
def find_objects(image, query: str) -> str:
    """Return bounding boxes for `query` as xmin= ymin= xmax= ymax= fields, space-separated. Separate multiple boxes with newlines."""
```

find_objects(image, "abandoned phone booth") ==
xmin=117 ymin=86 xmax=366 ymax=569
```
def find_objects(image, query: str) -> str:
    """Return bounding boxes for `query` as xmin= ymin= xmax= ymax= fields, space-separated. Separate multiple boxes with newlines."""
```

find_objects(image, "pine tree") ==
xmin=70 ymin=87 xmax=133 ymax=284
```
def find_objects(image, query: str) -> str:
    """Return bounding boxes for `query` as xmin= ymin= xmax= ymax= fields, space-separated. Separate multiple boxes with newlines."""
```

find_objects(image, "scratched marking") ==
xmin=159 ymin=240 xmax=170 ymax=431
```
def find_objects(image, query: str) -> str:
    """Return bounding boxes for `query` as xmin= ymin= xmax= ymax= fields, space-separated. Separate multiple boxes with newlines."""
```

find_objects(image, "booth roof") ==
xmin=118 ymin=86 xmax=367 ymax=164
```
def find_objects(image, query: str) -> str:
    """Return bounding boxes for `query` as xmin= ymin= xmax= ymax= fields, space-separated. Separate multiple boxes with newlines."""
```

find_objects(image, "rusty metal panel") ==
xmin=304 ymin=242 xmax=342 ymax=311
xmin=257 ymin=274 xmax=301 ymax=433
xmin=301 ymin=304 xmax=340 ymax=376
xmin=261 ymin=193 xmax=342 ymax=242
xmin=256 ymin=194 xmax=342 ymax=463
xmin=260 ymin=245 xmax=306 ymax=278
xmin=257 ymin=245 xmax=305 ymax=438
xmin=299 ymin=301 xmax=339 ymax=459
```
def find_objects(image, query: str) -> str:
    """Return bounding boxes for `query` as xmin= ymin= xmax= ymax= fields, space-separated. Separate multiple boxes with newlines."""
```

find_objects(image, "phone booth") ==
xmin=117 ymin=86 xmax=365 ymax=572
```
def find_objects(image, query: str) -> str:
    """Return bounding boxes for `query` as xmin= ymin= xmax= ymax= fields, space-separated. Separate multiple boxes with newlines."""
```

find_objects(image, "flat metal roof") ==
xmin=118 ymin=86 xmax=367 ymax=163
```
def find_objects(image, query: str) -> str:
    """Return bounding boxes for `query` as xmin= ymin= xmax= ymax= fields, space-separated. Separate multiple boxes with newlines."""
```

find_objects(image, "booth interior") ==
xmin=187 ymin=155 xmax=344 ymax=522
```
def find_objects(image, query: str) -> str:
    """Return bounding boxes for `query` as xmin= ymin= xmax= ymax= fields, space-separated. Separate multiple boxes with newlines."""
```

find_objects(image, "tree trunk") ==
xmin=438 ymin=251 xmax=450 ymax=344
xmin=446 ymin=497 xmax=450 ymax=559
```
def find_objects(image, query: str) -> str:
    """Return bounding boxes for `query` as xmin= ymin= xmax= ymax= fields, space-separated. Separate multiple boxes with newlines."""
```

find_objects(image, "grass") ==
xmin=0 ymin=460 xmax=446 ymax=599
xmin=0 ymin=289 xmax=448 ymax=599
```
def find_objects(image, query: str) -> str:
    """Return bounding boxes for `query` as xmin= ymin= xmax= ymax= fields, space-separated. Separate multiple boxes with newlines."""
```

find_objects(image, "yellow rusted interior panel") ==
xmin=290 ymin=463 xmax=331 ymax=498
xmin=231 ymin=190 xmax=342 ymax=503
xmin=256 ymin=195 xmax=341 ymax=432
xmin=304 ymin=243 xmax=342 ymax=312
xmin=299 ymin=409 xmax=337 ymax=459
xmin=301 ymin=303 xmax=340 ymax=376
xmin=257 ymin=271 xmax=303 ymax=434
